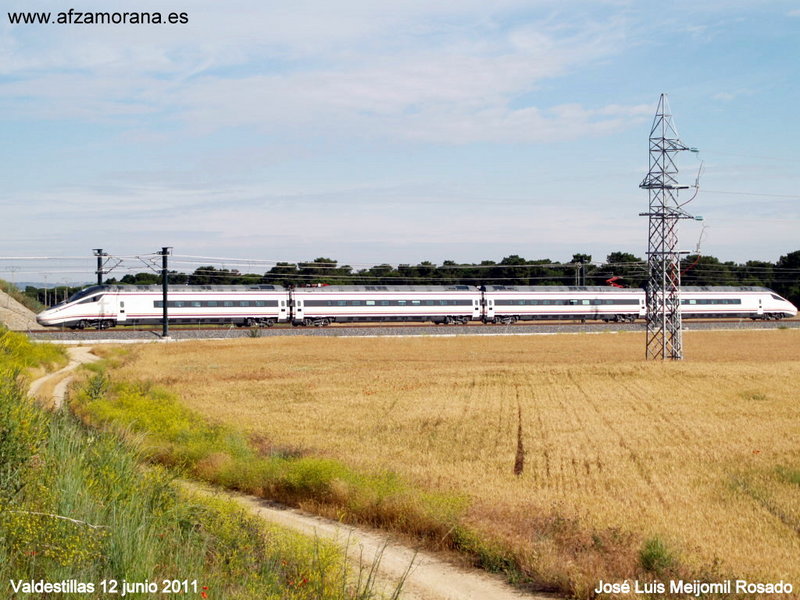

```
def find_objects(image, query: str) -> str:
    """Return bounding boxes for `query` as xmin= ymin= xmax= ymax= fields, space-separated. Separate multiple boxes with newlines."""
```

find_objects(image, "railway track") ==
xmin=26 ymin=318 xmax=800 ymax=342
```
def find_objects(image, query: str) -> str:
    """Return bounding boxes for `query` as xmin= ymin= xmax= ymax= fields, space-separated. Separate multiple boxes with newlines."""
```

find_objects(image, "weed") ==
xmin=640 ymin=536 xmax=676 ymax=574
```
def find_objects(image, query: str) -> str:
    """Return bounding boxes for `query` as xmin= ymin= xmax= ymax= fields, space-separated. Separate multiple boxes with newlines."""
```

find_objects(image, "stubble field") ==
xmin=108 ymin=330 xmax=800 ymax=595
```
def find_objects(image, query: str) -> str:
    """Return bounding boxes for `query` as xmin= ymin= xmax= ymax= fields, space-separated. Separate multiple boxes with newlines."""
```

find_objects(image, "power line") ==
xmin=702 ymin=190 xmax=800 ymax=199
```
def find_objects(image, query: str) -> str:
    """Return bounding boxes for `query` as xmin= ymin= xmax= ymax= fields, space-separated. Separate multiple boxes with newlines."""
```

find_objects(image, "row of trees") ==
xmin=23 ymin=250 xmax=800 ymax=308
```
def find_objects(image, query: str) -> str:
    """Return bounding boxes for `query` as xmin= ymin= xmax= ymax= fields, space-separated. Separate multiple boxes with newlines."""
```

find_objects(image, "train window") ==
xmin=366 ymin=300 xmax=375 ymax=306
xmin=581 ymin=300 xmax=590 ymax=305
xmin=174 ymin=301 xmax=185 ymax=308
xmin=191 ymin=301 xmax=201 ymax=307
xmin=398 ymin=300 xmax=407 ymax=306
xmin=412 ymin=300 xmax=420 ymax=305
xmin=380 ymin=300 xmax=389 ymax=306
xmin=223 ymin=301 xmax=233 ymax=307
xmin=79 ymin=296 xmax=100 ymax=304
xmin=207 ymin=301 xmax=218 ymax=307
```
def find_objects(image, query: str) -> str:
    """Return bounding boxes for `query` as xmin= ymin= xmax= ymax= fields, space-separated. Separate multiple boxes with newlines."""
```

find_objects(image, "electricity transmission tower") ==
xmin=639 ymin=94 xmax=699 ymax=360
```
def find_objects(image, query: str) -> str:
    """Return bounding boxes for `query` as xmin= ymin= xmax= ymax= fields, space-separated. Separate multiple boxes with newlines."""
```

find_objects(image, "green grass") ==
xmin=0 ymin=330 xmax=394 ymax=600
xmin=0 ymin=327 xmax=66 ymax=372
xmin=639 ymin=536 xmax=677 ymax=574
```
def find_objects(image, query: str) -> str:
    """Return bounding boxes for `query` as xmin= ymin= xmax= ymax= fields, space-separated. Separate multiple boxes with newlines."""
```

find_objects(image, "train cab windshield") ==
xmin=65 ymin=285 xmax=105 ymax=304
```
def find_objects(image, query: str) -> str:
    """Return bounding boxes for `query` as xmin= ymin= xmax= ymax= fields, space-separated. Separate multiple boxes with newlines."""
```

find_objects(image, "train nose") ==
xmin=36 ymin=310 xmax=54 ymax=326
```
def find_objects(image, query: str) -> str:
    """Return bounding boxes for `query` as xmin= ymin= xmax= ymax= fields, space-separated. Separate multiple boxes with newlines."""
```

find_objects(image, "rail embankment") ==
xmin=0 ymin=282 xmax=45 ymax=331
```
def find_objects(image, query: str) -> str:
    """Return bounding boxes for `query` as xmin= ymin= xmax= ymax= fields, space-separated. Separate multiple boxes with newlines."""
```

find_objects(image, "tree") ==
xmin=187 ymin=266 xmax=242 ymax=285
xmin=680 ymin=255 xmax=737 ymax=286
xmin=775 ymin=250 xmax=800 ymax=306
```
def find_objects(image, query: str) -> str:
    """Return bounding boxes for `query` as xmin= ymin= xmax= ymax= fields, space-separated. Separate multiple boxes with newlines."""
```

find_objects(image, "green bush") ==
xmin=0 ymin=327 xmax=66 ymax=372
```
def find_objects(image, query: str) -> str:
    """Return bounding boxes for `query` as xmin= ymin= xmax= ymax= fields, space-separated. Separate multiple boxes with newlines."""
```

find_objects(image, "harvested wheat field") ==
xmin=109 ymin=330 xmax=800 ymax=595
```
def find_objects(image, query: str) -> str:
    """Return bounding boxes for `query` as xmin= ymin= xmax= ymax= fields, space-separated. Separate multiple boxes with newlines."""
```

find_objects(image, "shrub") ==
xmin=640 ymin=536 xmax=676 ymax=573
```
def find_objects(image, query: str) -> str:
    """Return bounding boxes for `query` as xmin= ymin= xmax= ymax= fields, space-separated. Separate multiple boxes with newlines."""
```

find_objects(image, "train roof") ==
xmin=72 ymin=284 xmax=776 ymax=295
xmin=291 ymin=285 xmax=478 ymax=293
xmin=680 ymin=286 xmax=773 ymax=292
xmin=77 ymin=284 xmax=285 ymax=295
xmin=484 ymin=285 xmax=775 ymax=293
xmin=484 ymin=285 xmax=637 ymax=292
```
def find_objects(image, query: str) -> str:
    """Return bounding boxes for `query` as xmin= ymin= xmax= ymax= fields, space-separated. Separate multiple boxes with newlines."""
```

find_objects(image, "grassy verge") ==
xmin=71 ymin=362 xmax=469 ymax=538
xmin=68 ymin=358 xmax=536 ymax=588
xmin=0 ymin=330 xmax=393 ymax=600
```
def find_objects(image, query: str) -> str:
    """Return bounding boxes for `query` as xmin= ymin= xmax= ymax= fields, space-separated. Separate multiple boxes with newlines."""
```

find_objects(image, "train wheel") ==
xmin=265 ymin=319 xmax=275 ymax=327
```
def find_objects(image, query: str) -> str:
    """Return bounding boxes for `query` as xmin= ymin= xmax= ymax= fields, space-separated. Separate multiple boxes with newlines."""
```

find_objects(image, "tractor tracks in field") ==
xmin=29 ymin=347 xmax=556 ymax=600
xmin=565 ymin=370 xmax=667 ymax=506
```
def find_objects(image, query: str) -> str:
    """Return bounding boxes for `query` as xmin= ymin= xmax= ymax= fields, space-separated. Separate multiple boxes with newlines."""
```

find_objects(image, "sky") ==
xmin=1 ymin=0 xmax=798 ymax=283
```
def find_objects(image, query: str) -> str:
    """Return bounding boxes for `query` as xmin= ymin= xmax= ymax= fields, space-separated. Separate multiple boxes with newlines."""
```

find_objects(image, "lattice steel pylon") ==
xmin=639 ymin=94 xmax=697 ymax=360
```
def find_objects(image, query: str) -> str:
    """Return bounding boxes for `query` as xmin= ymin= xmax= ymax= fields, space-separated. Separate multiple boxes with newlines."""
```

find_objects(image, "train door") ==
xmin=294 ymin=299 xmax=304 ymax=322
xmin=472 ymin=298 xmax=481 ymax=320
xmin=757 ymin=297 xmax=763 ymax=317
xmin=279 ymin=299 xmax=288 ymax=322
xmin=485 ymin=298 xmax=495 ymax=320
xmin=117 ymin=297 xmax=127 ymax=323
xmin=98 ymin=294 xmax=122 ymax=323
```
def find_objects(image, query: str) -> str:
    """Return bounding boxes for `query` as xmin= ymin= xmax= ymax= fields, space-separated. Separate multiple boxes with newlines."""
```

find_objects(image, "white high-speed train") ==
xmin=35 ymin=284 xmax=797 ymax=329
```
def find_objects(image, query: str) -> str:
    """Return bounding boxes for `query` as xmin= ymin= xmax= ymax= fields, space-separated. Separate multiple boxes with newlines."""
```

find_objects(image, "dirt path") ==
xmin=29 ymin=347 xmax=555 ymax=600
xmin=29 ymin=346 xmax=101 ymax=409
xmin=181 ymin=481 xmax=550 ymax=600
